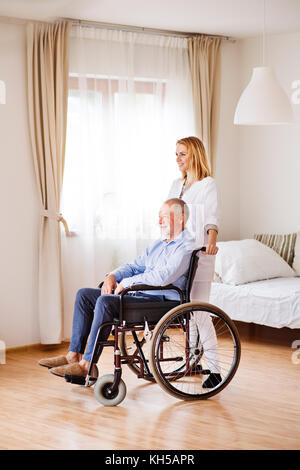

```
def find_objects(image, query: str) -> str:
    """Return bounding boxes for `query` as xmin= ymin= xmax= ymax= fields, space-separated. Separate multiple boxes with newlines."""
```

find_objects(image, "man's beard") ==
xmin=160 ymin=227 xmax=170 ymax=240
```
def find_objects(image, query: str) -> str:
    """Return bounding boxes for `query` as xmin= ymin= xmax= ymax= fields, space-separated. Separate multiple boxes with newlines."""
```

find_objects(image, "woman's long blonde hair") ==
xmin=177 ymin=136 xmax=211 ymax=180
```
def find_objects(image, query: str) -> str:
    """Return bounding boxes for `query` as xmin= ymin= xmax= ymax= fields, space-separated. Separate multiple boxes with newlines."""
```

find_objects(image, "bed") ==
xmin=210 ymin=277 xmax=300 ymax=329
xmin=209 ymin=233 xmax=300 ymax=329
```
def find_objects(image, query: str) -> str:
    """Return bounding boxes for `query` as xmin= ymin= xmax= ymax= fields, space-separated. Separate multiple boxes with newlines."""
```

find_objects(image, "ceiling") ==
xmin=0 ymin=0 xmax=300 ymax=38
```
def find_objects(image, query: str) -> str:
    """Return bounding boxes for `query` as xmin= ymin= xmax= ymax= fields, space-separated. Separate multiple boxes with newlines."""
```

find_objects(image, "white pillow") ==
xmin=292 ymin=231 xmax=300 ymax=275
xmin=215 ymin=239 xmax=296 ymax=286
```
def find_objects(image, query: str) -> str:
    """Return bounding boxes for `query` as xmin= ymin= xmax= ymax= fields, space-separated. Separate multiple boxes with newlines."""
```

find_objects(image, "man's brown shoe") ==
xmin=50 ymin=362 xmax=86 ymax=378
xmin=50 ymin=362 xmax=98 ymax=380
xmin=38 ymin=355 xmax=68 ymax=369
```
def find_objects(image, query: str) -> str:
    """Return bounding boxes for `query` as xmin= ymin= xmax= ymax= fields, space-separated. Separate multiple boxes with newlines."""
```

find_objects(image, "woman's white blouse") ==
xmin=167 ymin=176 xmax=220 ymax=300
xmin=168 ymin=176 xmax=220 ymax=248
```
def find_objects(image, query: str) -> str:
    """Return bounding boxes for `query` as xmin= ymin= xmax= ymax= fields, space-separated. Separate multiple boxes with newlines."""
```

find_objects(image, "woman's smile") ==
xmin=176 ymin=143 xmax=190 ymax=172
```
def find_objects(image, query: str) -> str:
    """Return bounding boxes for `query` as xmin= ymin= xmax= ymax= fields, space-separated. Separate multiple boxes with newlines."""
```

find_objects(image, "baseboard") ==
xmin=6 ymin=341 xmax=70 ymax=353
xmin=6 ymin=336 xmax=115 ymax=353
xmin=234 ymin=321 xmax=300 ymax=346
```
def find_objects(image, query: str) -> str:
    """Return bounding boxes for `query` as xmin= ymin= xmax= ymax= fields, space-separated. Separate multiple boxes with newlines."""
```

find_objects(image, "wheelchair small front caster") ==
xmin=94 ymin=374 xmax=127 ymax=406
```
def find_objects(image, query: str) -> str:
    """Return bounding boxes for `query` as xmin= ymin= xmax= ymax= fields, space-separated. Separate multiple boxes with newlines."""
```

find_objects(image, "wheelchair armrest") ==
xmin=98 ymin=281 xmax=184 ymax=301
xmin=120 ymin=284 xmax=184 ymax=302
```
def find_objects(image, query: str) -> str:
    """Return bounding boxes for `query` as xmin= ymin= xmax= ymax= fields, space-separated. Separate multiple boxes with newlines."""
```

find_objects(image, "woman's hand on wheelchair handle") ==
xmin=204 ymin=228 xmax=218 ymax=255
xmin=203 ymin=244 xmax=219 ymax=255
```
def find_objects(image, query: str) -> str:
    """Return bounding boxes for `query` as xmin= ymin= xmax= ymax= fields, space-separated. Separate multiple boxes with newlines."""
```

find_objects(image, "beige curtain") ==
xmin=27 ymin=21 xmax=71 ymax=344
xmin=188 ymin=35 xmax=221 ymax=175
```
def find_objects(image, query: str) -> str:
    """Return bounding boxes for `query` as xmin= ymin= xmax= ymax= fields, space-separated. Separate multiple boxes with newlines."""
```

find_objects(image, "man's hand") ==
xmin=114 ymin=283 xmax=125 ymax=295
xmin=101 ymin=274 xmax=117 ymax=294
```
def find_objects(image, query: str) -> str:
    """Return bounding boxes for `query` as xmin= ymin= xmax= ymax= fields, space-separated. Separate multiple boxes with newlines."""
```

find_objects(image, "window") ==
xmin=62 ymin=74 xmax=170 ymax=243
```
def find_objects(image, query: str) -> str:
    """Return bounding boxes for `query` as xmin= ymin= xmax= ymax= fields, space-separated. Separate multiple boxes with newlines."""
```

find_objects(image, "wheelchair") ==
xmin=65 ymin=247 xmax=241 ymax=406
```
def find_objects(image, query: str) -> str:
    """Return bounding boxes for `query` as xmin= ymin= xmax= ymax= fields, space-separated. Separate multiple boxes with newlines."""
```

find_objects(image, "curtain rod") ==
xmin=65 ymin=18 xmax=236 ymax=42
xmin=0 ymin=15 xmax=235 ymax=42
xmin=0 ymin=15 xmax=48 ymax=25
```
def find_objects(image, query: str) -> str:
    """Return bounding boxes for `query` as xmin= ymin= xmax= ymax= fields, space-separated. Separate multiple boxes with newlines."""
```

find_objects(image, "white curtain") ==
xmin=61 ymin=26 xmax=195 ymax=338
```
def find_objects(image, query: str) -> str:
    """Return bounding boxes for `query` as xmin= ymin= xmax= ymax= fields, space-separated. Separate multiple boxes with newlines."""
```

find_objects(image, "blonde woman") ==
xmin=168 ymin=136 xmax=221 ymax=388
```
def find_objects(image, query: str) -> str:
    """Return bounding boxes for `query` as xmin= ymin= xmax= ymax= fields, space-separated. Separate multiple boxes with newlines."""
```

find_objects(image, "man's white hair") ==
xmin=164 ymin=198 xmax=189 ymax=223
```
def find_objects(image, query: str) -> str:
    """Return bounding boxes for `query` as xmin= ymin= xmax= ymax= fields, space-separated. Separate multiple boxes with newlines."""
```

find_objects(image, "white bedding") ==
xmin=210 ymin=277 xmax=300 ymax=329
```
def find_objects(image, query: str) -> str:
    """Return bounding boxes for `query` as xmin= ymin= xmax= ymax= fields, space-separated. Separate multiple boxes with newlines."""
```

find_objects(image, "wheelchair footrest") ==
xmin=64 ymin=374 xmax=97 ymax=385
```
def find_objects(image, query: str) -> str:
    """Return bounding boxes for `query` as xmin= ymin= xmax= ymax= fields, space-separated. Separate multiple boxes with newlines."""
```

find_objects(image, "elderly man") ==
xmin=38 ymin=198 xmax=194 ymax=379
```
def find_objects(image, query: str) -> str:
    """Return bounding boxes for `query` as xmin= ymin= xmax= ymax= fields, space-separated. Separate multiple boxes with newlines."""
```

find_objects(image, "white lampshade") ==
xmin=234 ymin=66 xmax=294 ymax=125
xmin=0 ymin=80 xmax=5 ymax=104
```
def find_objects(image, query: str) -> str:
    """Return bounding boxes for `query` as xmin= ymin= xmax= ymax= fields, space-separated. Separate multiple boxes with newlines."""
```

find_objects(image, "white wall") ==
xmin=237 ymin=32 xmax=300 ymax=238
xmin=0 ymin=22 xmax=40 ymax=348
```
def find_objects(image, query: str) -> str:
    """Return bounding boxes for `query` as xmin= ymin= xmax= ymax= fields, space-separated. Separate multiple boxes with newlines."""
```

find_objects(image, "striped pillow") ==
xmin=253 ymin=232 xmax=296 ymax=267
xmin=292 ymin=231 xmax=300 ymax=275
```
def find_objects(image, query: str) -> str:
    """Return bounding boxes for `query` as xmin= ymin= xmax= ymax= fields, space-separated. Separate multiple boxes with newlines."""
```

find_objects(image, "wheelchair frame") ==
xmin=65 ymin=248 xmax=241 ymax=405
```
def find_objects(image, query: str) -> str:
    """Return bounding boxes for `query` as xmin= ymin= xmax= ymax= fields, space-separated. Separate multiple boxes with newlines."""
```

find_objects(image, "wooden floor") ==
xmin=1 ymin=322 xmax=299 ymax=450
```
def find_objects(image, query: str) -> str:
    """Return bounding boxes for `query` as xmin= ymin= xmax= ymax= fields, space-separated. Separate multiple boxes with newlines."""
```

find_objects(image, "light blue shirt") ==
xmin=111 ymin=230 xmax=195 ymax=300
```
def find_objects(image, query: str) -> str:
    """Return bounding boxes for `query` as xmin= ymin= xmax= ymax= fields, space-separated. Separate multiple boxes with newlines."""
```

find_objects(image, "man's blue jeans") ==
xmin=68 ymin=288 xmax=164 ymax=362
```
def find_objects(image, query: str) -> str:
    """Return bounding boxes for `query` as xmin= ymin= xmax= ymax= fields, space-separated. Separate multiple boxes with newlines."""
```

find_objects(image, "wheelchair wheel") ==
xmin=149 ymin=302 xmax=241 ymax=401
xmin=94 ymin=374 xmax=127 ymax=406
xmin=120 ymin=331 xmax=155 ymax=382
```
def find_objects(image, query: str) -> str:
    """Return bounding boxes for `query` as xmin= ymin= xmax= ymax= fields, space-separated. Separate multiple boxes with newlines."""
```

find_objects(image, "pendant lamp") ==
xmin=0 ymin=80 xmax=5 ymax=104
xmin=234 ymin=0 xmax=294 ymax=125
